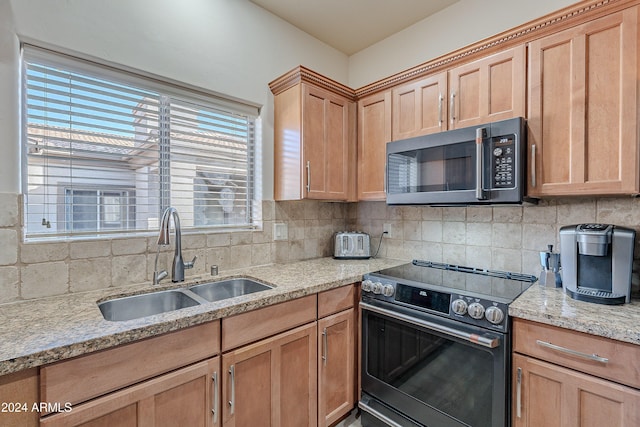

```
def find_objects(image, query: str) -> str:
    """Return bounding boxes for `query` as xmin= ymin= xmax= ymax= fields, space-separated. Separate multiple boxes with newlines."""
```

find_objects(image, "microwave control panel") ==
xmin=490 ymin=135 xmax=515 ymax=188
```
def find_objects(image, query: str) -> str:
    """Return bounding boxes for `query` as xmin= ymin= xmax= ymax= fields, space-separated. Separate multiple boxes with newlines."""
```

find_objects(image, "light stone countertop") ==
xmin=509 ymin=284 xmax=640 ymax=345
xmin=0 ymin=257 xmax=406 ymax=376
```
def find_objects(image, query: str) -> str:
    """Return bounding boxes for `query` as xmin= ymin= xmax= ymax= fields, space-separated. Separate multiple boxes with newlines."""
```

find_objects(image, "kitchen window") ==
xmin=21 ymin=45 xmax=259 ymax=240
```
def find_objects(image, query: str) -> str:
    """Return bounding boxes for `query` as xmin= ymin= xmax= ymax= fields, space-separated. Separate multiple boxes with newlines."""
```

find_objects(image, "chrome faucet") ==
xmin=156 ymin=207 xmax=197 ymax=283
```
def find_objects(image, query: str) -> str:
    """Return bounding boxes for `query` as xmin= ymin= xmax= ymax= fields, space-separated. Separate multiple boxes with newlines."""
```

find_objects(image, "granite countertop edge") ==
xmin=509 ymin=284 xmax=640 ymax=346
xmin=0 ymin=257 xmax=406 ymax=376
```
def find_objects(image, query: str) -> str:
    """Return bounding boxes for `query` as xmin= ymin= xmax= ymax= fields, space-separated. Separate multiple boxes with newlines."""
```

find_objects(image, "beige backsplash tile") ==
xmin=21 ymin=262 xmax=68 ymax=299
xmin=70 ymin=240 xmax=111 ymax=260
xmin=20 ymin=241 xmax=68 ymax=264
xmin=0 ymin=229 xmax=17 ymax=265
xmin=0 ymin=267 xmax=19 ymax=303
xmin=112 ymin=237 xmax=148 ymax=255
xmin=112 ymin=254 xmax=147 ymax=285
xmin=70 ymin=258 xmax=111 ymax=292
xmin=0 ymin=193 xmax=18 ymax=227
xmin=4 ymin=195 xmax=640 ymax=301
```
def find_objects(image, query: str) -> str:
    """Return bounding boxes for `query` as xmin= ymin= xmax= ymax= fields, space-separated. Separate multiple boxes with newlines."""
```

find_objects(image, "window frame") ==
xmin=21 ymin=44 xmax=261 ymax=241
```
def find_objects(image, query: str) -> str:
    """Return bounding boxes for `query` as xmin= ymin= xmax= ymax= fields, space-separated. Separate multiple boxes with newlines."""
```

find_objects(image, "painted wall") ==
xmin=348 ymin=0 xmax=578 ymax=88
xmin=3 ymin=0 xmax=350 ymax=199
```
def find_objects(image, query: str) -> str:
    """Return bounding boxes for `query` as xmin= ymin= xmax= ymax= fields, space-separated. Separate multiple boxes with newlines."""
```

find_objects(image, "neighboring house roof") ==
xmin=26 ymin=123 xmax=248 ymax=166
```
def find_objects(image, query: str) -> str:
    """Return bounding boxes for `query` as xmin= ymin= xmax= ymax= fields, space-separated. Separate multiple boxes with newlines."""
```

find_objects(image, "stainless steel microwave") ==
xmin=386 ymin=117 xmax=527 ymax=205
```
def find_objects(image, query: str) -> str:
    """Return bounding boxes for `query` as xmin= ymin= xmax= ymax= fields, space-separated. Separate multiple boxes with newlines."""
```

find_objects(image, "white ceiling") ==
xmin=249 ymin=0 xmax=460 ymax=55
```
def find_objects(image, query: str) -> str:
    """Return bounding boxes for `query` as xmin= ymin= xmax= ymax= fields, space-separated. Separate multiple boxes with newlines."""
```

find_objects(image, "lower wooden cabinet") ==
xmin=0 ymin=368 xmax=39 ymax=427
xmin=32 ymin=288 xmax=358 ymax=427
xmin=512 ymin=318 xmax=640 ymax=427
xmin=318 ymin=309 xmax=355 ymax=427
xmin=512 ymin=353 xmax=640 ymax=427
xmin=221 ymin=322 xmax=318 ymax=427
xmin=40 ymin=357 xmax=220 ymax=427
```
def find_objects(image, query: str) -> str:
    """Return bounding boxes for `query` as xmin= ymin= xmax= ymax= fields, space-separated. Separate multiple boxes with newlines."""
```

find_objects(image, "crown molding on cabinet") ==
xmin=268 ymin=65 xmax=356 ymax=100
xmin=269 ymin=0 xmax=638 ymax=100
xmin=353 ymin=0 xmax=637 ymax=97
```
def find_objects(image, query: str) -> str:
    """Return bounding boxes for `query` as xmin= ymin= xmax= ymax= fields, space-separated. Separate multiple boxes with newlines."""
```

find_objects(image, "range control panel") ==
xmin=361 ymin=278 xmax=511 ymax=332
xmin=491 ymin=135 xmax=516 ymax=188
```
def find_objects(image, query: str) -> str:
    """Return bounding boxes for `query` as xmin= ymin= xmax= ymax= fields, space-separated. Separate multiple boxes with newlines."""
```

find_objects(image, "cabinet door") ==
xmin=358 ymin=91 xmax=391 ymax=201
xmin=527 ymin=8 xmax=639 ymax=196
xmin=318 ymin=309 xmax=355 ymax=427
xmin=513 ymin=354 xmax=640 ymax=427
xmin=222 ymin=322 xmax=317 ymax=427
xmin=40 ymin=357 xmax=220 ymax=427
xmin=391 ymin=72 xmax=447 ymax=140
xmin=0 ymin=369 xmax=38 ymax=427
xmin=303 ymin=84 xmax=356 ymax=201
xmin=449 ymin=45 xmax=525 ymax=129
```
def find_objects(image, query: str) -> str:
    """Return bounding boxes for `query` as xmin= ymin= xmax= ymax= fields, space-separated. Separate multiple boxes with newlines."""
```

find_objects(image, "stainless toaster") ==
xmin=334 ymin=232 xmax=371 ymax=259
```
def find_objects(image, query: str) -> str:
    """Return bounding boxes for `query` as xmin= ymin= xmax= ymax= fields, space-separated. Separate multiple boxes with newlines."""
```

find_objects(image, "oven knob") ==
xmin=382 ymin=284 xmax=395 ymax=297
xmin=485 ymin=306 xmax=505 ymax=324
xmin=467 ymin=302 xmax=485 ymax=319
xmin=493 ymin=147 xmax=503 ymax=157
xmin=451 ymin=299 xmax=468 ymax=315
xmin=371 ymin=282 xmax=384 ymax=294
xmin=362 ymin=279 xmax=373 ymax=292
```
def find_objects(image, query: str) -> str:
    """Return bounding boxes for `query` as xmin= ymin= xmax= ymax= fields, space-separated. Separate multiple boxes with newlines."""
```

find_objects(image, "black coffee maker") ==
xmin=559 ymin=224 xmax=635 ymax=305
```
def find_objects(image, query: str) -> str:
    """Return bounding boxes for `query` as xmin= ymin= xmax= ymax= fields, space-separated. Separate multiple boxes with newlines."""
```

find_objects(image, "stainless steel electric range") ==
xmin=359 ymin=260 xmax=537 ymax=427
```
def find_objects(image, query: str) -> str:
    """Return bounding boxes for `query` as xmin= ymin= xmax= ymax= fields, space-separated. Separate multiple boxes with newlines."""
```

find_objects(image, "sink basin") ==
xmin=99 ymin=290 xmax=200 ymax=321
xmin=188 ymin=278 xmax=272 ymax=302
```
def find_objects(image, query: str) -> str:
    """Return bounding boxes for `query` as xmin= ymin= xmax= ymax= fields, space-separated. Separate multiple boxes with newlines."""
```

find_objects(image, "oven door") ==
xmin=360 ymin=299 xmax=509 ymax=427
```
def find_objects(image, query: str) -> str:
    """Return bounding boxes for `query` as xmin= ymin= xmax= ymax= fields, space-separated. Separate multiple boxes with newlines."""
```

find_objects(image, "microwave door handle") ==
xmin=476 ymin=128 xmax=487 ymax=200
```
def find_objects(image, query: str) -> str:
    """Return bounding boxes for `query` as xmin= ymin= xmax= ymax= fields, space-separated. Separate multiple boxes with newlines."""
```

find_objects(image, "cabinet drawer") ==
xmin=222 ymin=295 xmax=316 ymax=351
xmin=41 ymin=320 xmax=220 ymax=410
xmin=318 ymin=284 xmax=355 ymax=318
xmin=513 ymin=318 xmax=640 ymax=389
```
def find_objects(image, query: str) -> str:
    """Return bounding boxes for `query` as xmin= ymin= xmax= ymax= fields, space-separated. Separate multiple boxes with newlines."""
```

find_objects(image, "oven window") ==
xmin=366 ymin=313 xmax=494 ymax=427
xmin=387 ymin=141 xmax=475 ymax=194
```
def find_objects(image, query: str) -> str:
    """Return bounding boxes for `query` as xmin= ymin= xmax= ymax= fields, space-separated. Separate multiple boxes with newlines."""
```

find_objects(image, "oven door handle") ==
xmin=359 ymin=401 xmax=405 ymax=427
xmin=360 ymin=301 xmax=501 ymax=349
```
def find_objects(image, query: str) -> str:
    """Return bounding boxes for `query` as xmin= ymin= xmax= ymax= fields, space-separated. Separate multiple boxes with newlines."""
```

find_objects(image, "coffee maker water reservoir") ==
xmin=559 ymin=224 xmax=635 ymax=305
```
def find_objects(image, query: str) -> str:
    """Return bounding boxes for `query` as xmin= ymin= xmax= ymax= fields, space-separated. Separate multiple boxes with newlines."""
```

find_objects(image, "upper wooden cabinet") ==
xmin=358 ymin=91 xmax=391 ymax=201
xmin=270 ymin=67 xmax=357 ymax=201
xmin=449 ymin=46 xmax=526 ymax=129
xmin=527 ymin=7 xmax=640 ymax=197
xmin=390 ymin=45 xmax=525 ymax=140
xmin=391 ymin=72 xmax=447 ymax=140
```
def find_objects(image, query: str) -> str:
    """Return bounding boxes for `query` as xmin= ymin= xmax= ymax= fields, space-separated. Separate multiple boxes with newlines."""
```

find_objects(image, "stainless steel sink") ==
xmin=98 ymin=289 xmax=201 ymax=321
xmin=188 ymin=278 xmax=272 ymax=302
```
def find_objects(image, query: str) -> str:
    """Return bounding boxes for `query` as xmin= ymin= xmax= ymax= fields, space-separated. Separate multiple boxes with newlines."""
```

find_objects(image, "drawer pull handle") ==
xmin=535 ymin=340 xmax=609 ymax=364
xmin=322 ymin=328 xmax=328 ymax=365
xmin=229 ymin=365 xmax=235 ymax=414
xmin=516 ymin=367 xmax=522 ymax=418
xmin=212 ymin=372 xmax=218 ymax=424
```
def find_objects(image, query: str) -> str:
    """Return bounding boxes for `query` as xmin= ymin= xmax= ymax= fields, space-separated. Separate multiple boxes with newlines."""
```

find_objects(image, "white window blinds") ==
xmin=22 ymin=45 xmax=258 ymax=240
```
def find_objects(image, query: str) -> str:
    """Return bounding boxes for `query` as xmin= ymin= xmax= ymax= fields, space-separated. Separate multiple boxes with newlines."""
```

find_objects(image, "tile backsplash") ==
xmin=351 ymin=198 xmax=640 ymax=295
xmin=0 ymin=195 xmax=348 ymax=303
xmin=2 ymin=193 xmax=640 ymax=303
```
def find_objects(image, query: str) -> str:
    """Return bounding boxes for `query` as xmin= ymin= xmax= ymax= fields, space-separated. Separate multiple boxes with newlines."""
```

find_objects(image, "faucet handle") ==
xmin=154 ymin=270 xmax=168 ymax=285
xmin=184 ymin=255 xmax=197 ymax=269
